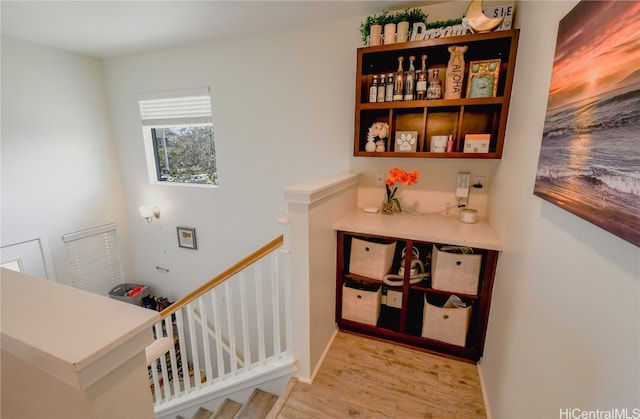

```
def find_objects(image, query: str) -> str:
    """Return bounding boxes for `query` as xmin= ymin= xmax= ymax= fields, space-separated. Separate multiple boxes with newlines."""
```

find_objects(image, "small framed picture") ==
xmin=177 ymin=227 xmax=197 ymax=250
xmin=394 ymin=131 xmax=418 ymax=152
xmin=467 ymin=59 xmax=501 ymax=98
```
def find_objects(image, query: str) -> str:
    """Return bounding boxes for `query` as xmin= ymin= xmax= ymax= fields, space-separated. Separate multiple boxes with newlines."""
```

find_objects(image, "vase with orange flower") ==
xmin=381 ymin=168 xmax=419 ymax=214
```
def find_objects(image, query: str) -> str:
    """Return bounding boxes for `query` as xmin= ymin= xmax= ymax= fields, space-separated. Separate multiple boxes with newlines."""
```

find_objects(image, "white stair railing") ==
xmin=147 ymin=236 xmax=293 ymax=408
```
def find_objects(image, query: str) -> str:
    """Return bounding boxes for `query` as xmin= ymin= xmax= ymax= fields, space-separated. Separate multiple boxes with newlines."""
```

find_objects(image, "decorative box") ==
xmin=431 ymin=245 xmax=482 ymax=295
xmin=422 ymin=296 xmax=472 ymax=346
xmin=349 ymin=238 xmax=397 ymax=280
xmin=394 ymin=131 xmax=418 ymax=152
xmin=386 ymin=289 xmax=403 ymax=309
xmin=342 ymin=281 xmax=381 ymax=326
xmin=463 ymin=134 xmax=490 ymax=153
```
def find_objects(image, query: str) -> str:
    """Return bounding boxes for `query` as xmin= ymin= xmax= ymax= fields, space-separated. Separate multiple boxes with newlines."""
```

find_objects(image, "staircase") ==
xmin=149 ymin=235 xmax=298 ymax=419
xmin=177 ymin=388 xmax=281 ymax=419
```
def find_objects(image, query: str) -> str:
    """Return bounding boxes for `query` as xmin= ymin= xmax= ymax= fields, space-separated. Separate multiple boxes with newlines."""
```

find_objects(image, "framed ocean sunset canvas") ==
xmin=534 ymin=0 xmax=640 ymax=247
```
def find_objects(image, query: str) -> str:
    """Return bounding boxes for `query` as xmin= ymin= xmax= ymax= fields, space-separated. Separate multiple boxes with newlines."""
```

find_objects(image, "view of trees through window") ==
xmin=152 ymin=126 xmax=217 ymax=185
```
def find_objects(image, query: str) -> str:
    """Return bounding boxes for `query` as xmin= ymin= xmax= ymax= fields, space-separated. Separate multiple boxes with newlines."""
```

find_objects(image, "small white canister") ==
xmin=460 ymin=208 xmax=478 ymax=224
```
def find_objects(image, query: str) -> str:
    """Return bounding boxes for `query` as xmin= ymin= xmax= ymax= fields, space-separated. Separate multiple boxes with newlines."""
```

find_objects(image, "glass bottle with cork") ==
xmin=404 ymin=55 xmax=416 ymax=101
xmin=377 ymin=74 xmax=386 ymax=103
xmin=393 ymin=56 xmax=405 ymax=101
xmin=416 ymin=55 xmax=428 ymax=100
xmin=369 ymin=75 xmax=379 ymax=103
xmin=427 ymin=69 xmax=442 ymax=100
xmin=385 ymin=73 xmax=394 ymax=102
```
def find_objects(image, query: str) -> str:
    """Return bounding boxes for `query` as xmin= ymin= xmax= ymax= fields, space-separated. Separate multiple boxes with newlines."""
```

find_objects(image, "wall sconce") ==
xmin=139 ymin=205 xmax=160 ymax=223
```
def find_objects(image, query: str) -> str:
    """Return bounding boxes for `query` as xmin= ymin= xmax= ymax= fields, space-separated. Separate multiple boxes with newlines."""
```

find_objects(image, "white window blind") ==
xmin=63 ymin=224 xmax=123 ymax=295
xmin=139 ymin=87 xmax=212 ymax=126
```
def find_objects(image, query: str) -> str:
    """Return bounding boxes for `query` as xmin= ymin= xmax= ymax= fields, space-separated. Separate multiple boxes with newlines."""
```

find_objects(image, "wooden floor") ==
xmin=275 ymin=331 xmax=486 ymax=418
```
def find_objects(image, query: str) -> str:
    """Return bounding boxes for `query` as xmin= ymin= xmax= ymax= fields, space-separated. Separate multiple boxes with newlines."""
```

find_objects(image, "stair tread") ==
xmin=212 ymin=398 xmax=243 ymax=419
xmin=191 ymin=407 xmax=214 ymax=419
xmin=266 ymin=377 xmax=298 ymax=419
xmin=235 ymin=389 xmax=279 ymax=419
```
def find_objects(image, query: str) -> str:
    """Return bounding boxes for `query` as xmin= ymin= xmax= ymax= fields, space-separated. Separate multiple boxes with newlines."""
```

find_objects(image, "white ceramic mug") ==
xmin=430 ymin=135 xmax=448 ymax=152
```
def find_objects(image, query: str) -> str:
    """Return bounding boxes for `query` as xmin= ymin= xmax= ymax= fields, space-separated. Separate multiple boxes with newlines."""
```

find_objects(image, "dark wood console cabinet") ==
xmin=334 ymin=210 xmax=502 ymax=362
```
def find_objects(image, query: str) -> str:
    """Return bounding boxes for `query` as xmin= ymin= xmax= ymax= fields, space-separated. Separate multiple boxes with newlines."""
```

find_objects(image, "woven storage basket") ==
xmin=431 ymin=245 xmax=482 ymax=295
xmin=349 ymin=238 xmax=396 ymax=280
xmin=421 ymin=295 xmax=472 ymax=346
xmin=342 ymin=282 xmax=381 ymax=326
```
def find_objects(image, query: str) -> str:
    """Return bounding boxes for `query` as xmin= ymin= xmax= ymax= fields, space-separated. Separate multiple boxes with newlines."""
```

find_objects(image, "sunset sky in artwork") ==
xmin=546 ymin=1 xmax=640 ymax=109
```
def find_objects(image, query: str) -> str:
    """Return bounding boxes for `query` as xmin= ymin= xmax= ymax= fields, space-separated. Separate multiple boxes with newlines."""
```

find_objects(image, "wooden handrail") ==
xmin=160 ymin=235 xmax=284 ymax=318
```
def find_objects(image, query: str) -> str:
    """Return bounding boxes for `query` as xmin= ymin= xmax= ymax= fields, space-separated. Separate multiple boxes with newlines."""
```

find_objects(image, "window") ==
xmin=63 ymin=224 xmax=123 ymax=295
xmin=139 ymin=88 xmax=217 ymax=186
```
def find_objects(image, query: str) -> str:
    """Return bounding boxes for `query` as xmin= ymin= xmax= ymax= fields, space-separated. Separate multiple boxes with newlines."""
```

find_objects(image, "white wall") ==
xmin=102 ymin=18 xmax=356 ymax=300
xmin=0 ymin=36 xmax=133 ymax=286
xmin=482 ymin=1 xmax=640 ymax=417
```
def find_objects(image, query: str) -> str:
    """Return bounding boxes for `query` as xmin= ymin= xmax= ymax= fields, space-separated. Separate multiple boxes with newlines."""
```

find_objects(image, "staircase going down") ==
xmin=176 ymin=388 xmax=280 ymax=419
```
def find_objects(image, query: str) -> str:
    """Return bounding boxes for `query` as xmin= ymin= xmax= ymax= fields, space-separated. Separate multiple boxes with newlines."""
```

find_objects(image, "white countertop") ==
xmin=334 ymin=208 xmax=502 ymax=251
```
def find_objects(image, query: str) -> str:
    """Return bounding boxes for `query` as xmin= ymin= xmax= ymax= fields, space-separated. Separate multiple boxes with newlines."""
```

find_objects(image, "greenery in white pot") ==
xmin=359 ymin=11 xmax=390 ymax=45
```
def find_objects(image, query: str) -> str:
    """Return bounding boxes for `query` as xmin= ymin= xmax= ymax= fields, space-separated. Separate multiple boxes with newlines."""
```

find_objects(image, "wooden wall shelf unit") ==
xmin=354 ymin=29 xmax=519 ymax=159
xmin=334 ymin=210 xmax=502 ymax=362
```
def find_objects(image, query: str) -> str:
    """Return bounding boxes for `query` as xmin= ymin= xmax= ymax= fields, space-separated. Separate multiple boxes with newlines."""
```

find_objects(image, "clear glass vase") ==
xmin=381 ymin=200 xmax=399 ymax=215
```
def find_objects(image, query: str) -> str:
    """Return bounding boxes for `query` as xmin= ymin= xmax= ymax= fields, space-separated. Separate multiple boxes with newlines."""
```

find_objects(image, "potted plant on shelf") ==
xmin=406 ymin=7 xmax=429 ymax=28
xmin=383 ymin=11 xmax=398 ymax=45
xmin=393 ymin=9 xmax=411 ymax=43
xmin=360 ymin=11 xmax=389 ymax=46
xmin=379 ymin=8 xmax=428 ymax=45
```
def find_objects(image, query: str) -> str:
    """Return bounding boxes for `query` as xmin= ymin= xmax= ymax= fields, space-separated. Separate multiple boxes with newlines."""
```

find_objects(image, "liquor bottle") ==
xmin=427 ymin=69 xmax=442 ymax=100
xmin=416 ymin=55 xmax=428 ymax=100
xmin=385 ymin=73 xmax=394 ymax=102
xmin=393 ymin=57 xmax=404 ymax=101
xmin=377 ymin=74 xmax=386 ymax=103
xmin=369 ymin=75 xmax=379 ymax=103
xmin=404 ymin=55 xmax=416 ymax=101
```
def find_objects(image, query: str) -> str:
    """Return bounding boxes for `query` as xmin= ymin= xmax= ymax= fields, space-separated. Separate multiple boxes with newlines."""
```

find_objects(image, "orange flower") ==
xmin=385 ymin=168 xmax=418 ymax=187
xmin=384 ymin=168 xmax=419 ymax=206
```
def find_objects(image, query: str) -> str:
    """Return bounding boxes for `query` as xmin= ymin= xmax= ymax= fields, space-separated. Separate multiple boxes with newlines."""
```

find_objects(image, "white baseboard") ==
xmin=476 ymin=358 xmax=492 ymax=419
xmin=297 ymin=328 xmax=338 ymax=385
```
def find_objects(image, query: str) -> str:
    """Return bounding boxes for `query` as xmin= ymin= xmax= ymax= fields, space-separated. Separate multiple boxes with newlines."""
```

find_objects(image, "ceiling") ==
xmin=0 ymin=0 xmax=434 ymax=59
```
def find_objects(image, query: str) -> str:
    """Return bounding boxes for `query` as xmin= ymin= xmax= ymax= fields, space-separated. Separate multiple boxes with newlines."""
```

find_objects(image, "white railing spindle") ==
xmin=254 ymin=264 xmax=266 ymax=364
xmin=197 ymin=297 xmax=213 ymax=386
xmin=164 ymin=316 xmax=181 ymax=399
xmin=281 ymin=248 xmax=294 ymax=358
xmin=271 ymin=253 xmax=282 ymax=358
xmin=239 ymin=271 xmax=251 ymax=369
xmin=186 ymin=302 xmax=203 ymax=389
xmin=210 ymin=286 xmax=225 ymax=383
xmin=154 ymin=322 xmax=171 ymax=400
xmin=174 ymin=310 xmax=190 ymax=394
xmin=224 ymin=280 xmax=239 ymax=376
xmin=150 ymin=358 xmax=162 ymax=404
